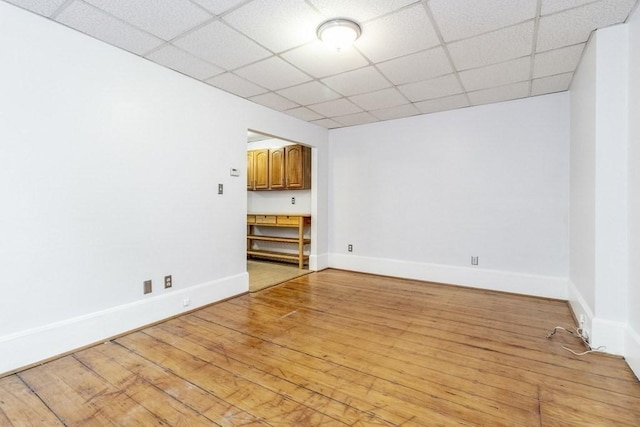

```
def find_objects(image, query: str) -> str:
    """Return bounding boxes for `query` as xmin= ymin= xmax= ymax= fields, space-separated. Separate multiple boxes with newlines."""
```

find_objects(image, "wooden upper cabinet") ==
xmin=247 ymin=144 xmax=311 ymax=191
xmin=247 ymin=148 xmax=269 ymax=191
xmin=269 ymin=147 xmax=286 ymax=189
xmin=285 ymin=145 xmax=311 ymax=189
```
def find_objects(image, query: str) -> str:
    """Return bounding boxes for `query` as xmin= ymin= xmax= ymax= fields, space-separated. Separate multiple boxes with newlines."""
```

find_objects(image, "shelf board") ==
xmin=247 ymin=249 xmax=309 ymax=262
xmin=247 ymin=235 xmax=311 ymax=244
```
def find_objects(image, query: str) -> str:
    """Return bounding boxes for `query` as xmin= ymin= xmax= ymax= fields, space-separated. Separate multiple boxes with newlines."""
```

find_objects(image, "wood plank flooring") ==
xmin=1 ymin=269 xmax=639 ymax=426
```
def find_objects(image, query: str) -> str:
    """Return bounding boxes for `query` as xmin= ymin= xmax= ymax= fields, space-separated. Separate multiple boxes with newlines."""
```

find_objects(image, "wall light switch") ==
xmin=218 ymin=183 xmax=223 ymax=194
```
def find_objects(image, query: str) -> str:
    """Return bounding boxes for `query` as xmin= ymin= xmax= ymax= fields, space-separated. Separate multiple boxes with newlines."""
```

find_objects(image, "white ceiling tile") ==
xmin=414 ymin=94 xmax=470 ymax=114
xmin=5 ymin=0 xmax=67 ymax=16
xmin=206 ymin=72 xmax=268 ymax=97
xmin=468 ymin=81 xmax=530 ymax=105
xmin=281 ymin=42 xmax=368 ymax=78
xmin=277 ymin=81 xmax=341 ymax=105
xmin=223 ymin=0 xmax=322 ymax=53
xmin=145 ymin=44 xmax=223 ymax=80
xmin=377 ymin=47 xmax=452 ymax=85
xmin=250 ymin=92 xmax=299 ymax=111
xmin=308 ymin=98 xmax=362 ymax=117
xmin=308 ymin=0 xmax=418 ymax=22
xmin=173 ymin=21 xmax=270 ymax=70
xmin=284 ymin=107 xmax=324 ymax=121
xmin=333 ymin=112 xmax=378 ymax=127
xmin=537 ymin=0 xmax=637 ymax=52
xmin=349 ymin=88 xmax=408 ymax=110
xmin=531 ymin=72 xmax=573 ymax=96
xmin=357 ymin=4 xmax=441 ymax=63
xmin=370 ymin=103 xmax=421 ymax=121
xmin=83 ymin=0 xmax=212 ymax=40
xmin=55 ymin=1 xmax=165 ymax=55
xmin=235 ymin=56 xmax=312 ymax=90
xmin=459 ymin=57 xmax=531 ymax=91
xmin=541 ymin=0 xmax=598 ymax=16
xmin=320 ymin=66 xmax=391 ymax=96
xmin=398 ymin=74 xmax=464 ymax=102
xmin=310 ymin=118 xmax=341 ymax=129
xmin=429 ymin=0 xmax=537 ymax=42
xmin=190 ymin=0 xmax=247 ymax=15
xmin=533 ymin=43 xmax=585 ymax=78
xmin=448 ymin=21 xmax=534 ymax=70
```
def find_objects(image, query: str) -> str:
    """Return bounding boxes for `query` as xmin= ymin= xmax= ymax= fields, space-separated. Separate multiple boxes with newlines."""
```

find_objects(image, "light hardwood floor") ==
xmin=247 ymin=260 xmax=311 ymax=292
xmin=1 ymin=269 xmax=639 ymax=426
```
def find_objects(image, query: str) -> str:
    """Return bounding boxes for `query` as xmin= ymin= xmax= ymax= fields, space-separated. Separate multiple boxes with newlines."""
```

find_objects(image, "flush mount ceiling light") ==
xmin=317 ymin=18 xmax=361 ymax=52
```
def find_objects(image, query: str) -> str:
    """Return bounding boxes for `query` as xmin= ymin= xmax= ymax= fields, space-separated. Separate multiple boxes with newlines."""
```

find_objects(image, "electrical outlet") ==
xmin=143 ymin=280 xmax=152 ymax=294
xmin=471 ymin=256 xmax=479 ymax=266
xmin=291 ymin=197 xmax=296 ymax=204
xmin=164 ymin=275 xmax=172 ymax=289
xmin=348 ymin=244 xmax=353 ymax=252
xmin=183 ymin=297 xmax=190 ymax=307
xmin=579 ymin=314 xmax=585 ymax=329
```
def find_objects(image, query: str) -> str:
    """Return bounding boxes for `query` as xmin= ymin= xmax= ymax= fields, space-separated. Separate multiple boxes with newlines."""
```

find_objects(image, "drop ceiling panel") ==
xmin=429 ymin=0 xmax=537 ymax=42
xmin=56 ymin=2 xmax=165 ymax=55
xmin=145 ymin=44 xmax=223 ymax=80
xmin=235 ymin=56 xmax=312 ymax=90
xmin=223 ymin=0 xmax=322 ymax=53
xmin=83 ymin=0 xmax=212 ymax=40
xmin=537 ymin=0 xmax=637 ymax=52
xmin=206 ymin=72 xmax=268 ymax=98
xmin=308 ymin=98 xmax=362 ymax=117
xmin=459 ymin=57 xmax=531 ymax=92
xmin=414 ymin=94 xmax=470 ymax=114
xmin=284 ymin=107 xmax=324 ymax=121
xmin=5 ymin=0 xmax=66 ymax=16
xmin=277 ymin=81 xmax=341 ymax=105
xmin=533 ymin=43 xmax=585 ymax=78
xmin=333 ymin=112 xmax=378 ymax=127
xmin=311 ymin=118 xmax=341 ymax=129
xmin=448 ymin=21 xmax=535 ymax=70
xmin=250 ymin=92 xmax=299 ymax=111
xmin=377 ymin=47 xmax=453 ymax=85
xmin=308 ymin=0 xmax=419 ymax=22
xmin=281 ymin=42 xmax=368 ymax=78
xmin=531 ymin=72 xmax=573 ymax=96
xmin=468 ymin=81 xmax=530 ymax=105
xmin=399 ymin=74 xmax=464 ymax=102
xmin=356 ymin=4 xmax=440 ymax=63
xmin=370 ymin=103 xmax=421 ymax=121
xmin=321 ymin=66 xmax=391 ymax=97
xmin=349 ymin=88 xmax=408 ymax=110
xmin=173 ymin=21 xmax=270 ymax=70
xmin=541 ymin=0 xmax=600 ymax=16
xmin=190 ymin=0 xmax=248 ymax=15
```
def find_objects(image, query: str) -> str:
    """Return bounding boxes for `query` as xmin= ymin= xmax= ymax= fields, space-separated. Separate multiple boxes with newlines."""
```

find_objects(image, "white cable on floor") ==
xmin=546 ymin=326 xmax=606 ymax=356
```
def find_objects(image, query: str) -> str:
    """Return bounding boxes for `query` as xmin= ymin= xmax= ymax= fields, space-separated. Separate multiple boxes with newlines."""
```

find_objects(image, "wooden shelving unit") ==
xmin=247 ymin=214 xmax=311 ymax=268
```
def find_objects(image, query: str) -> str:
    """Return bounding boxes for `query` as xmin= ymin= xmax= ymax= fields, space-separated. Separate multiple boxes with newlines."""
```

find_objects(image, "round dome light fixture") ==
xmin=317 ymin=18 xmax=361 ymax=52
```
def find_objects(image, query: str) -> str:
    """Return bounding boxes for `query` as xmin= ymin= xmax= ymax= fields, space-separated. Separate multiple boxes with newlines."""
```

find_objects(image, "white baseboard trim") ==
xmin=567 ymin=280 xmax=628 ymax=357
xmin=0 ymin=272 xmax=248 ymax=376
xmin=625 ymin=326 xmax=640 ymax=380
xmin=309 ymin=252 xmax=329 ymax=271
xmin=329 ymin=254 xmax=568 ymax=299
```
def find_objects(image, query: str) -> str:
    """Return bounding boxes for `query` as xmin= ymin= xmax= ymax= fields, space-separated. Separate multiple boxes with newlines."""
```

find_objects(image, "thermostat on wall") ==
xmin=230 ymin=168 xmax=240 ymax=177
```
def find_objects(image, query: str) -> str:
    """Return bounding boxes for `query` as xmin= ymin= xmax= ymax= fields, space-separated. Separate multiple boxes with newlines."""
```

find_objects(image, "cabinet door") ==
xmin=247 ymin=150 xmax=254 ymax=190
xmin=253 ymin=149 xmax=270 ymax=190
xmin=269 ymin=147 xmax=285 ymax=189
xmin=285 ymin=145 xmax=311 ymax=189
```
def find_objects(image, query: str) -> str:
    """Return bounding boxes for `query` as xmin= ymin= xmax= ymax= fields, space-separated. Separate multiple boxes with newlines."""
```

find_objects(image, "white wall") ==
xmin=569 ymin=24 xmax=632 ymax=359
xmin=0 ymin=2 xmax=328 ymax=375
xmin=626 ymin=5 xmax=640 ymax=378
xmin=328 ymin=93 xmax=570 ymax=298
